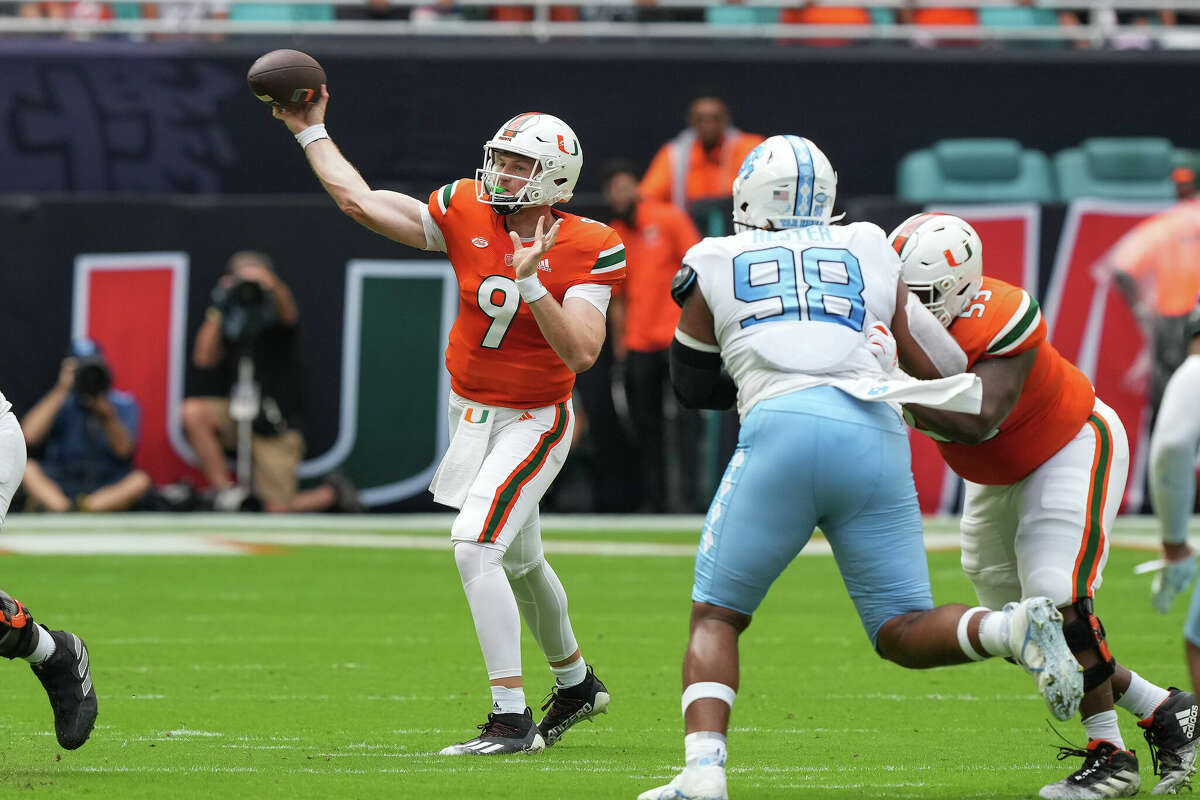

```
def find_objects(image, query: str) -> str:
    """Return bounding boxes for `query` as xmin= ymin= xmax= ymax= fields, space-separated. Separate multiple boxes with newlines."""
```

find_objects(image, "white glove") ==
xmin=866 ymin=322 xmax=898 ymax=373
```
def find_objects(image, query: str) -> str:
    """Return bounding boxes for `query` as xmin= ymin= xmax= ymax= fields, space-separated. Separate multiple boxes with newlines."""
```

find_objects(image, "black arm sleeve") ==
xmin=669 ymin=337 xmax=737 ymax=411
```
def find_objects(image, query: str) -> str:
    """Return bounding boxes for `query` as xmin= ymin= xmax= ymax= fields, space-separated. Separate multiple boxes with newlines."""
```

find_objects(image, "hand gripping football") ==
xmin=247 ymin=49 xmax=326 ymax=109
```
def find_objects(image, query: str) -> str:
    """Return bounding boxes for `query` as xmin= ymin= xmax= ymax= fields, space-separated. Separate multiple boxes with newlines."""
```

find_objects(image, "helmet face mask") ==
xmin=476 ymin=112 xmax=582 ymax=214
xmin=732 ymin=135 xmax=840 ymax=232
xmin=888 ymin=212 xmax=984 ymax=327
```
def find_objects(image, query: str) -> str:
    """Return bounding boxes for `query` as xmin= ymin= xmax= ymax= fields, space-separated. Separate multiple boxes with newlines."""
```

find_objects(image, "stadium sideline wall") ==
xmin=0 ymin=42 xmax=1195 ymax=198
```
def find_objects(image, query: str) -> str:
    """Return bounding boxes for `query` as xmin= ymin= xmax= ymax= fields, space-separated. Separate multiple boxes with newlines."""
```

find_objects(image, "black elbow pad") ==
xmin=669 ymin=337 xmax=737 ymax=410
xmin=670 ymin=265 xmax=698 ymax=308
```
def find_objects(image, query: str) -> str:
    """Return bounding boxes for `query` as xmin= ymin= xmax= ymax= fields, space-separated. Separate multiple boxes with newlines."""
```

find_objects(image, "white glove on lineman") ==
xmin=866 ymin=322 xmax=899 ymax=373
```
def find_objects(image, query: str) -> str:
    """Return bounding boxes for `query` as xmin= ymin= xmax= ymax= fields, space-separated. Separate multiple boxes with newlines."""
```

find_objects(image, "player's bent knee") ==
xmin=964 ymin=565 xmax=1021 ymax=609
xmin=1023 ymin=567 xmax=1074 ymax=608
xmin=689 ymin=602 xmax=751 ymax=634
xmin=874 ymin=611 xmax=926 ymax=667
xmin=452 ymin=541 xmax=505 ymax=584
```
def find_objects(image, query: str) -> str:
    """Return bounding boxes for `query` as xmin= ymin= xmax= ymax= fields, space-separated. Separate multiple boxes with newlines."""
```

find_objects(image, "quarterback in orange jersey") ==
xmin=892 ymin=213 xmax=1199 ymax=799
xmin=274 ymin=91 xmax=621 ymax=755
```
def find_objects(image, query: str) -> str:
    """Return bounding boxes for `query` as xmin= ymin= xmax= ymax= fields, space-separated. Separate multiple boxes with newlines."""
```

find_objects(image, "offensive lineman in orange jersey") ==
xmin=273 ymin=92 xmax=621 ymax=755
xmin=890 ymin=213 xmax=1198 ymax=799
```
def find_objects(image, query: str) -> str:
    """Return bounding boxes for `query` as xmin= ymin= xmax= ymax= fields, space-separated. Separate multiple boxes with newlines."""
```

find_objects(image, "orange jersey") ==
xmin=936 ymin=277 xmax=1096 ymax=485
xmin=609 ymin=200 xmax=702 ymax=353
xmin=428 ymin=179 xmax=626 ymax=408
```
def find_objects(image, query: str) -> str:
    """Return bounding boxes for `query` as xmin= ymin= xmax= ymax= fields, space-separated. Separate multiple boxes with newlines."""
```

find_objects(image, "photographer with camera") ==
xmin=181 ymin=251 xmax=355 ymax=513
xmin=20 ymin=339 xmax=152 ymax=512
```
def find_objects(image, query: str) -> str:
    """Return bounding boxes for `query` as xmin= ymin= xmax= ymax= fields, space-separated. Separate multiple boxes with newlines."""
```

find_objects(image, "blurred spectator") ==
xmin=640 ymin=95 xmax=763 ymax=216
xmin=780 ymin=3 xmax=872 ymax=46
xmin=603 ymin=161 xmax=705 ymax=512
xmin=337 ymin=0 xmax=409 ymax=19
xmin=142 ymin=0 xmax=228 ymax=39
xmin=20 ymin=340 xmax=151 ymax=512
xmin=181 ymin=251 xmax=358 ymax=513
xmin=1101 ymin=167 xmax=1200 ymax=415
xmin=1096 ymin=5 xmax=1176 ymax=49
xmin=899 ymin=1 xmax=978 ymax=46
xmin=489 ymin=3 xmax=578 ymax=21
xmin=411 ymin=0 xmax=458 ymax=22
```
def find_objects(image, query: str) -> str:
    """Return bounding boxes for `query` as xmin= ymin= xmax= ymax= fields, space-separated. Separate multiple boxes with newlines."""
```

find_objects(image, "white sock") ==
xmin=22 ymin=626 xmax=55 ymax=665
xmin=490 ymin=685 xmax=526 ymax=716
xmin=684 ymin=731 xmax=727 ymax=769
xmin=551 ymin=657 xmax=587 ymax=689
xmin=977 ymin=609 xmax=1013 ymax=658
xmin=1083 ymin=710 xmax=1124 ymax=749
xmin=1116 ymin=671 xmax=1171 ymax=719
xmin=454 ymin=543 xmax=522 ymax=681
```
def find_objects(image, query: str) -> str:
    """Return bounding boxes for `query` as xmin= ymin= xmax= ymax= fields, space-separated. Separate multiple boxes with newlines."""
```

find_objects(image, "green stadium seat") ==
xmin=1054 ymin=137 xmax=1177 ymax=201
xmin=705 ymin=5 xmax=779 ymax=25
xmin=896 ymin=138 xmax=1056 ymax=203
xmin=978 ymin=6 xmax=1059 ymax=27
xmin=231 ymin=3 xmax=334 ymax=21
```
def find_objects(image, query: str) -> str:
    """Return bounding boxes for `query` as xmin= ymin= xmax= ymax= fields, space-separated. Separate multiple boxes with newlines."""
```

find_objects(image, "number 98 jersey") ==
xmin=685 ymin=222 xmax=902 ymax=418
xmin=428 ymin=179 xmax=626 ymax=408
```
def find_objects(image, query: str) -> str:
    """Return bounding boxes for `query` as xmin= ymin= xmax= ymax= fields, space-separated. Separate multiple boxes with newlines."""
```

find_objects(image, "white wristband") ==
xmin=515 ymin=273 xmax=549 ymax=304
xmin=295 ymin=124 xmax=329 ymax=149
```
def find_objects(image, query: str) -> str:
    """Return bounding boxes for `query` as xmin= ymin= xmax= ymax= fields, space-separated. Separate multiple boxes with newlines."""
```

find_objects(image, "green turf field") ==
xmin=0 ymin=516 xmax=1190 ymax=798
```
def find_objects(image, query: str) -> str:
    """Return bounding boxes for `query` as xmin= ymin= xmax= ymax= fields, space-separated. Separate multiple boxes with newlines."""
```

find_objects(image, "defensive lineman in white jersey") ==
xmin=638 ymin=135 xmax=1084 ymax=800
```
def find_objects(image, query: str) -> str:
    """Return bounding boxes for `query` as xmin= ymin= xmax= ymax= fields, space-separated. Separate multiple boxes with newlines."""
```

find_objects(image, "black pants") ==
xmin=624 ymin=348 xmax=703 ymax=512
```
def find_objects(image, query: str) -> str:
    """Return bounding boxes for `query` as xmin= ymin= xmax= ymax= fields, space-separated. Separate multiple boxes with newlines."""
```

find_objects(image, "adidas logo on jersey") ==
xmin=536 ymin=259 xmax=551 ymax=272
xmin=1176 ymin=705 xmax=1197 ymax=739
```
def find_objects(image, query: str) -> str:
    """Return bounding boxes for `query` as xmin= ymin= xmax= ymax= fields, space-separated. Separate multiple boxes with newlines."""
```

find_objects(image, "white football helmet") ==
xmin=476 ymin=112 xmax=582 ymax=214
xmin=731 ymin=135 xmax=840 ymax=231
xmin=888 ymin=212 xmax=984 ymax=327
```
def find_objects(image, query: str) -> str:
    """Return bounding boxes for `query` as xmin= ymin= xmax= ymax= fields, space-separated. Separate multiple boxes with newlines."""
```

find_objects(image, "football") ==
xmin=246 ymin=49 xmax=326 ymax=109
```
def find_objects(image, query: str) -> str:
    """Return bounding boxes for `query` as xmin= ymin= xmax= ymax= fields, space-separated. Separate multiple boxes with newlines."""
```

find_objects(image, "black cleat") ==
xmin=1139 ymin=687 xmax=1200 ymax=795
xmin=438 ymin=707 xmax=544 ymax=755
xmin=31 ymin=629 xmax=97 ymax=750
xmin=1039 ymin=739 xmax=1140 ymax=799
xmin=536 ymin=665 xmax=610 ymax=746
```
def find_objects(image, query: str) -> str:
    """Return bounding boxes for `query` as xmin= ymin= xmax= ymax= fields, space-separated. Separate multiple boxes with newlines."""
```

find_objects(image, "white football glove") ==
xmin=866 ymin=322 xmax=898 ymax=373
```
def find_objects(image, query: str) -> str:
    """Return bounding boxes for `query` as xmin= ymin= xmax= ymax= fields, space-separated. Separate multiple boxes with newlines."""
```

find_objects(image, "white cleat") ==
xmin=1007 ymin=596 xmax=1084 ymax=722
xmin=637 ymin=765 xmax=728 ymax=800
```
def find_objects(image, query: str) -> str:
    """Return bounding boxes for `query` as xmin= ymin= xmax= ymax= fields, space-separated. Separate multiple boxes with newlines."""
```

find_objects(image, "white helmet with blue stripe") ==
xmin=732 ymin=134 xmax=839 ymax=231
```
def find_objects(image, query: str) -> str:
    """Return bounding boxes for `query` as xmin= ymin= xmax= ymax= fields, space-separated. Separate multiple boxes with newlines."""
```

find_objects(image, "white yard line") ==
xmin=0 ymin=514 xmax=1186 ymax=556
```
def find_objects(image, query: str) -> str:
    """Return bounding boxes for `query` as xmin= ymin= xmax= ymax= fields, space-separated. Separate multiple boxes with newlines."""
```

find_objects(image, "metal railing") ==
xmin=1 ymin=0 xmax=1198 ymax=46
